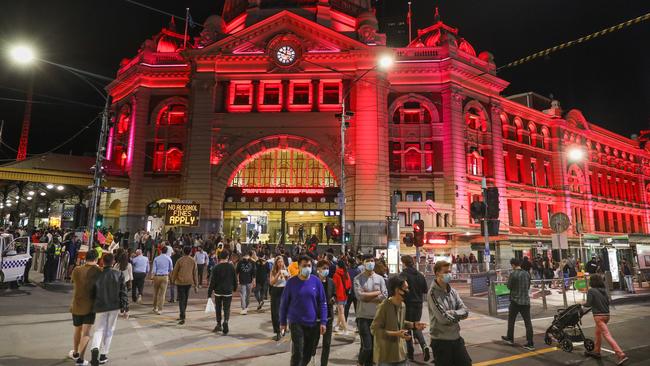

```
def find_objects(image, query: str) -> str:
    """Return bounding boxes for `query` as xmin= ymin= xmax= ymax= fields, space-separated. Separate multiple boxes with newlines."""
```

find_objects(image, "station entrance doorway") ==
xmin=222 ymin=148 xmax=341 ymax=245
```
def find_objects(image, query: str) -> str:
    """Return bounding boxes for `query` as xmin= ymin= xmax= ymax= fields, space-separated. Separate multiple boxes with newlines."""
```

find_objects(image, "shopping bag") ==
xmin=204 ymin=298 xmax=215 ymax=314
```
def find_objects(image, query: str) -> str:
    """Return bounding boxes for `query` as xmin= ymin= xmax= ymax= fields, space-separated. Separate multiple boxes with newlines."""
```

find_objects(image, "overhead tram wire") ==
xmin=0 ymin=85 xmax=105 ymax=109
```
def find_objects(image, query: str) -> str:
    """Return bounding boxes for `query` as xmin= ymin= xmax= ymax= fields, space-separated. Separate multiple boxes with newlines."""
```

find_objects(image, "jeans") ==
xmin=593 ymin=315 xmax=625 ymax=357
xmin=168 ymin=282 xmax=176 ymax=301
xmin=177 ymin=285 xmax=191 ymax=320
xmin=506 ymin=302 xmax=533 ymax=345
xmin=289 ymin=322 xmax=320 ymax=366
xmin=91 ymin=310 xmax=119 ymax=355
xmin=254 ymin=282 xmax=268 ymax=304
xmin=405 ymin=302 xmax=427 ymax=357
xmin=215 ymin=295 xmax=232 ymax=324
xmin=240 ymin=283 xmax=252 ymax=309
xmin=270 ymin=286 xmax=284 ymax=333
xmin=197 ymin=264 xmax=206 ymax=286
xmin=313 ymin=319 xmax=333 ymax=366
xmin=624 ymin=275 xmax=635 ymax=293
xmin=356 ymin=318 xmax=374 ymax=366
xmin=430 ymin=337 xmax=472 ymax=366
xmin=132 ymin=272 xmax=146 ymax=302
xmin=152 ymin=276 xmax=169 ymax=311
xmin=344 ymin=297 xmax=356 ymax=321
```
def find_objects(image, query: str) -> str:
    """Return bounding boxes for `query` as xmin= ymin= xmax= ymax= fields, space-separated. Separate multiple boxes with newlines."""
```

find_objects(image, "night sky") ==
xmin=0 ymin=0 xmax=648 ymax=160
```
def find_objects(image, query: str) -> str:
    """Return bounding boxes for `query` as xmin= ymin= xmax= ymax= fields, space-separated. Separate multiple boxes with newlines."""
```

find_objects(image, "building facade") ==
xmin=102 ymin=1 xmax=650 ymax=264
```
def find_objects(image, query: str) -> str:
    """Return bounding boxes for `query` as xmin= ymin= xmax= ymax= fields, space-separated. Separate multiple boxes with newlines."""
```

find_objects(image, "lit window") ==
xmin=233 ymin=84 xmax=251 ymax=105
xmin=404 ymin=148 xmax=421 ymax=172
xmin=322 ymin=82 xmax=340 ymax=105
xmin=411 ymin=212 xmax=421 ymax=223
xmin=158 ymin=104 xmax=187 ymax=125
xmin=165 ymin=147 xmax=183 ymax=171
xmin=405 ymin=191 xmax=422 ymax=202
xmin=424 ymin=143 xmax=433 ymax=172
xmin=519 ymin=202 xmax=526 ymax=226
xmin=153 ymin=144 xmax=165 ymax=171
xmin=390 ymin=142 xmax=401 ymax=172
xmin=262 ymin=83 xmax=281 ymax=105
xmin=404 ymin=110 xmax=420 ymax=124
xmin=117 ymin=105 xmax=131 ymax=134
xmin=467 ymin=151 xmax=483 ymax=176
xmin=292 ymin=83 xmax=310 ymax=105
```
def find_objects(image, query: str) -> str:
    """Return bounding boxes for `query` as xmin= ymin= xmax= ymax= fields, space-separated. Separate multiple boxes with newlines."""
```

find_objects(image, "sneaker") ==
xmin=99 ymin=355 xmax=108 ymax=365
xmin=423 ymin=346 xmax=432 ymax=362
xmin=257 ymin=302 xmax=263 ymax=311
xmin=75 ymin=359 xmax=89 ymax=366
xmin=501 ymin=336 xmax=515 ymax=346
xmin=68 ymin=350 xmax=80 ymax=360
xmin=90 ymin=347 xmax=99 ymax=366
xmin=342 ymin=329 xmax=349 ymax=336
xmin=213 ymin=324 xmax=222 ymax=333
xmin=617 ymin=356 xmax=629 ymax=365
xmin=240 ymin=309 xmax=248 ymax=315
xmin=523 ymin=344 xmax=535 ymax=351
xmin=178 ymin=319 xmax=185 ymax=325
xmin=137 ymin=295 xmax=142 ymax=304
xmin=274 ymin=332 xmax=281 ymax=341
xmin=222 ymin=322 xmax=229 ymax=335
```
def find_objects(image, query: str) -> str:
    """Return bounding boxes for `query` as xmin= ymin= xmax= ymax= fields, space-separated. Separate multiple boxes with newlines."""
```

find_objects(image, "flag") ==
xmin=83 ymin=230 xmax=89 ymax=244
xmin=106 ymin=232 xmax=114 ymax=245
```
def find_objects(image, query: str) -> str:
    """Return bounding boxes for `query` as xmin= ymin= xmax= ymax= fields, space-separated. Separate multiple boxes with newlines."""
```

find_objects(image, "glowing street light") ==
xmin=9 ymin=45 xmax=36 ymax=64
xmin=40 ymin=192 xmax=46 ymax=196
xmin=46 ymin=184 xmax=54 ymax=189
xmin=28 ymin=191 xmax=35 ymax=196
xmin=56 ymin=185 xmax=64 ymax=191
xmin=568 ymin=147 xmax=585 ymax=162
xmin=378 ymin=54 xmax=394 ymax=69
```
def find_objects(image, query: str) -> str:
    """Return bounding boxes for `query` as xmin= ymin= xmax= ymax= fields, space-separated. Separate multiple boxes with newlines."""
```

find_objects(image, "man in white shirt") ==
xmin=235 ymin=240 xmax=242 ymax=255
xmin=194 ymin=246 xmax=209 ymax=287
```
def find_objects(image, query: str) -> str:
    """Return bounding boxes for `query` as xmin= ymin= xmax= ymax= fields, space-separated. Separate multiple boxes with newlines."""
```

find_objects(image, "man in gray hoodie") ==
xmin=427 ymin=260 xmax=471 ymax=366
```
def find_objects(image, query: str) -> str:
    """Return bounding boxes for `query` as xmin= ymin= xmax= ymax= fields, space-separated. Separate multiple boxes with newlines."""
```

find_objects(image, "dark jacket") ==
xmin=400 ymin=266 xmax=428 ymax=304
xmin=586 ymin=287 xmax=609 ymax=315
xmin=208 ymin=262 xmax=238 ymax=297
xmin=319 ymin=276 xmax=336 ymax=321
xmin=93 ymin=267 xmax=128 ymax=313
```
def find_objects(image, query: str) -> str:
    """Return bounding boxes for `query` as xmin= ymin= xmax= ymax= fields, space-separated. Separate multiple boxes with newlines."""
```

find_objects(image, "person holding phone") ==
xmin=270 ymin=256 xmax=289 ymax=341
xmin=371 ymin=276 xmax=426 ymax=366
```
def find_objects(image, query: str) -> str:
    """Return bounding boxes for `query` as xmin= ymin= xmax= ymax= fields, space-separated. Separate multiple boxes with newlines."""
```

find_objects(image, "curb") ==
xmin=611 ymin=293 xmax=650 ymax=305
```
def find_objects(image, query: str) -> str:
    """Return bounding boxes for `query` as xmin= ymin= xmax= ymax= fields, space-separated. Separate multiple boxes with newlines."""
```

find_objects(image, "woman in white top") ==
xmin=269 ymin=256 xmax=289 ymax=341
xmin=113 ymin=249 xmax=133 ymax=289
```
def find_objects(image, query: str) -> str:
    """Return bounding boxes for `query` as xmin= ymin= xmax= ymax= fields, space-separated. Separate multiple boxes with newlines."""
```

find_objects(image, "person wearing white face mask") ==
xmin=353 ymin=254 xmax=388 ymax=366
xmin=427 ymin=260 xmax=471 ymax=366
xmin=280 ymin=256 xmax=327 ymax=366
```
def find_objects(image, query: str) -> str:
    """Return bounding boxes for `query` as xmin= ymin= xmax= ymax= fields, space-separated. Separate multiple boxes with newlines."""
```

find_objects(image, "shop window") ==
xmin=262 ymin=83 xmax=281 ymax=105
xmin=322 ymin=82 xmax=340 ymax=105
xmin=405 ymin=191 xmax=422 ymax=202
xmin=424 ymin=143 xmax=433 ymax=172
xmin=158 ymin=104 xmax=187 ymax=125
xmin=292 ymin=83 xmax=310 ymax=105
xmin=233 ymin=84 xmax=252 ymax=105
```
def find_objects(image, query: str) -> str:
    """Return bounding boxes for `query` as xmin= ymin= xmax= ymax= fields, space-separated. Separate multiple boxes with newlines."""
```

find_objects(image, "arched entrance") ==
xmin=222 ymin=147 xmax=341 ymax=245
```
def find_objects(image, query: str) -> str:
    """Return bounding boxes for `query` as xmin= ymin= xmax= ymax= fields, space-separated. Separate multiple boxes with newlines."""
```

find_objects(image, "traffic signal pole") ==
xmin=87 ymin=96 xmax=112 ymax=248
xmin=482 ymin=178 xmax=491 ymax=269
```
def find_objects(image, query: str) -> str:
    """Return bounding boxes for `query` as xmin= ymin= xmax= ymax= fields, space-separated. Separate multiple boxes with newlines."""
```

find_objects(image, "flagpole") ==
xmin=407 ymin=1 xmax=412 ymax=43
xmin=183 ymin=8 xmax=190 ymax=49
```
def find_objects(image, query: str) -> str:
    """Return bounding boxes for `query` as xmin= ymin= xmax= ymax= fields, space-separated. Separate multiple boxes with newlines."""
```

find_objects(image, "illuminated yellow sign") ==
xmin=165 ymin=202 xmax=200 ymax=227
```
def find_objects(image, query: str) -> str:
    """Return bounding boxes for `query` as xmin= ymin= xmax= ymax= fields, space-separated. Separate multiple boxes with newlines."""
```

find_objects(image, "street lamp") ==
xmin=568 ymin=147 xmax=585 ymax=162
xmin=567 ymin=146 xmax=587 ymax=262
xmin=7 ymin=42 xmax=112 ymax=247
xmin=8 ymin=45 xmax=36 ymax=64
xmin=338 ymin=53 xmax=394 ymax=253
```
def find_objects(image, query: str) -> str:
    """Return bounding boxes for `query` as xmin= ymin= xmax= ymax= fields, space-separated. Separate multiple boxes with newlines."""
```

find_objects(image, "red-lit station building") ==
xmin=101 ymin=0 xmax=650 ymax=266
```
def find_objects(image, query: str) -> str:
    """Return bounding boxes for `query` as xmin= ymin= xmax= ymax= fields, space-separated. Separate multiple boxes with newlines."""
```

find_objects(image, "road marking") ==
xmin=473 ymin=347 xmax=558 ymax=366
xmin=601 ymin=347 xmax=615 ymax=354
xmin=129 ymin=318 xmax=169 ymax=366
xmin=163 ymin=339 xmax=273 ymax=356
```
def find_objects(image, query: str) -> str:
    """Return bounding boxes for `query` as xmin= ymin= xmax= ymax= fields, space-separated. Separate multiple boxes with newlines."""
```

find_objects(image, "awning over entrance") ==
xmin=0 ymin=153 xmax=129 ymax=188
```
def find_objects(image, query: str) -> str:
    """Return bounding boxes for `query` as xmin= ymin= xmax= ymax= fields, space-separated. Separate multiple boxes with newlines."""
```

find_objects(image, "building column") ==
xmin=489 ymin=103 xmax=509 ymax=234
xmin=180 ymin=75 xmax=221 ymax=233
xmin=124 ymin=90 xmax=151 ymax=235
xmin=441 ymin=87 xmax=468 ymax=228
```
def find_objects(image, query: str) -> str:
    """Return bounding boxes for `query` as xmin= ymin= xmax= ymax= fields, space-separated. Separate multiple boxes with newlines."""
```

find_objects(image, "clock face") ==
xmin=276 ymin=45 xmax=296 ymax=65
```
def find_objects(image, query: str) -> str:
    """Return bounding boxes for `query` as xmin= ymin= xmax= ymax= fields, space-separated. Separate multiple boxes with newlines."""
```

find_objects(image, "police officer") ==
xmin=44 ymin=239 xmax=62 ymax=283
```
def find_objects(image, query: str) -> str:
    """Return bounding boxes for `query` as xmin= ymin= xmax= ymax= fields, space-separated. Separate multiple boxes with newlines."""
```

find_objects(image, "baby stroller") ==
xmin=544 ymin=304 xmax=594 ymax=352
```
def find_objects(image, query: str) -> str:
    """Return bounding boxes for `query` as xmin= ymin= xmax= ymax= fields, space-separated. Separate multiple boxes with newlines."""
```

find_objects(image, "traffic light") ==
xmin=403 ymin=233 xmax=414 ymax=247
xmin=486 ymin=187 xmax=500 ymax=219
xmin=413 ymin=219 xmax=424 ymax=247
xmin=332 ymin=226 xmax=341 ymax=241
xmin=95 ymin=214 xmax=104 ymax=228
xmin=344 ymin=232 xmax=351 ymax=244
xmin=470 ymin=201 xmax=486 ymax=221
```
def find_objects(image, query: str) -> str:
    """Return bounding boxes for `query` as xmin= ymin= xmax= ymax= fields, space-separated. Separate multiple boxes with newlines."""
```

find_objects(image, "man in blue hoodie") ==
xmin=280 ymin=255 xmax=327 ymax=366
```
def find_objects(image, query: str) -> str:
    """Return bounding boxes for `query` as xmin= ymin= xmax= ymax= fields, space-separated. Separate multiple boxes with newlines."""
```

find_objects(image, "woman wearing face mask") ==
xmin=270 ymin=256 xmax=289 ymax=341
xmin=371 ymin=276 xmax=427 ymax=366
xmin=427 ymin=260 xmax=471 ymax=366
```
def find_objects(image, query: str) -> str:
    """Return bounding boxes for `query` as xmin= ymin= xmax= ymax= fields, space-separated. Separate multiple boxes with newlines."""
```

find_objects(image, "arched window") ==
xmin=117 ymin=105 xmax=131 ymax=134
xmin=110 ymin=103 xmax=132 ymax=170
xmin=539 ymin=126 xmax=550 ymax=150
xmin=157 ymin=104 xmax=188 ymax=125
xmin=404 ymin=146 xmax=421 ymax=172
xmin=514 ymin=117 xmax=524 ymax=143
xmin=465 ymin=106 xmax=487 ymax=132
xmin=568 ymin=165 xmax=584 ymax=193
xmin=152 ymin=143 xmax=184 ymax=172
xmin=165 ymin=147 xmax=183 ymax=171
xmin=392 ymin=101 xmax=432 ymax=124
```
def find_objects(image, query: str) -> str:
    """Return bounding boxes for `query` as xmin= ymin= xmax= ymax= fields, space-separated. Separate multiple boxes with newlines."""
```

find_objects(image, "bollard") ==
xmin=562 ymin=283 xmax=568 ymax=308
xmin=541 ymin=280 xmax=547 ymax=310
xmin=488 ymin=280 xmax=497 ymax=316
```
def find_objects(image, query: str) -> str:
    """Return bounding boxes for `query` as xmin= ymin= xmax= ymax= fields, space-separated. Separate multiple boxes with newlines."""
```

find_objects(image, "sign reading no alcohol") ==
xmin=165 ymin=202 xmax=200 ymax=227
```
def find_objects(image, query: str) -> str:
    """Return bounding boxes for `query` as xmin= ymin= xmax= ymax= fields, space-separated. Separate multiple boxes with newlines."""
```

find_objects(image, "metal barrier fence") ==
xmin=31 ymin=248 xmax=71 ymax=282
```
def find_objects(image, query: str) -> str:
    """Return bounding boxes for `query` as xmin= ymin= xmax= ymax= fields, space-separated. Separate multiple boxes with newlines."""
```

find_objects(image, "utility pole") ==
xmin=337 ymin=100 xmax=352 ymax=254
xmin=16 ymin=73 xmax=34 ymax=161
xmin=86 ymin=96 xmax=112 ymax=247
